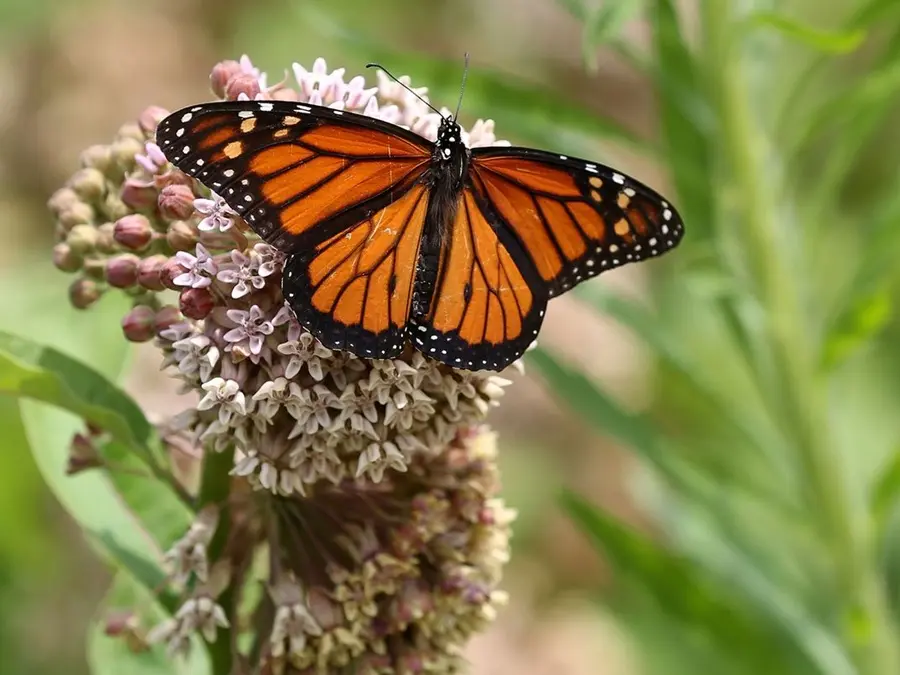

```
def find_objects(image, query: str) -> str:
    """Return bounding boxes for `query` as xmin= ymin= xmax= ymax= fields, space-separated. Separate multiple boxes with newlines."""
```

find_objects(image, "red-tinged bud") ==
xmin=69 ymin=277 xmax=102 ymax=309
xmin=154 ymin=170 xmax=194 ymax=190
xmin=121 ymin=177 xmax=158 ymax=211
xmin=52 ymin=243 xmax=82 ymax=272
xmin=103 ymin=609 xmax=137 ymax=637
xmin=160 ymin=257 xmax=185 ymax=291
xmin=137 ymin=254 xmax=168 ymax=291
xmin=67 ymin=224 xmax=100 ymax=255
xmin=180 ymin=287 xmax=215 ymax=319
xmin=66 ymin=432 xmax=103 ymax=475
xmin=68 ymin=167 xmax=107 ymax=202
xmin=138 ymin=106 xmax=169 ymax=135
xmin=113 ymin=214 xmax=153 ymax=250
xmin=224 ymin=73 xmax=261 ymax=101
xmin=154 ymin=305 xmax=182 ymax=334
xmin=122 ymin=305 xmax=156 ymax=342
xmin=210 ymin=60 xmax=243 ymax=98
xmin=105 ymin=254 xmax=141 ymax=288
xmin=166 ymin=219 xmax=198 ymax=251
xmin=158 ymin=184 xmax=196 ymax=221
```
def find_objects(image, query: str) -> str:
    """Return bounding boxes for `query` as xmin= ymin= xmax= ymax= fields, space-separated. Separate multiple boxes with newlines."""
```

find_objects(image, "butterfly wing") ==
xmin=411 ymin=188 xmax=548 ymax=371
xmin=469 ymin=146 xmax=685 ymax=296
xmin=156 ymin=100 xmax=431 ymax=252
xmin=157 ymin=100 xmax=435 ymax=357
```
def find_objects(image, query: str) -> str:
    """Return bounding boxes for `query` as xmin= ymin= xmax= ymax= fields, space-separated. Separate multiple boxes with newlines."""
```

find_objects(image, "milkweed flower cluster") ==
xmin=48 ymin=55 xmax=518 ymax=674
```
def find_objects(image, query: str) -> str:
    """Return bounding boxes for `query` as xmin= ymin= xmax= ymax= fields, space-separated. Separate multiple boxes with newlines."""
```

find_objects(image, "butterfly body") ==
xmin=158 ymin=98 xmax=684 ymax=371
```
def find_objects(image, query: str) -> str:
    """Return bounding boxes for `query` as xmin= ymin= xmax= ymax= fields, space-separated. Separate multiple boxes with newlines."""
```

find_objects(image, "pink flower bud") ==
xmin=160 ymin=257 xmax=185 ymax=291
xmin=166 ymin=219 xmax=198 ymax=251
xmin=52 ymin=243 xmax=82 ymax=273
xmin=179 ymin=287 xmax=215 ymax=319
xmin=138 ymin=106 xmax=169 ymax=135
xmin=224 ymin=73 xmax=261 ymax=101
xmin=154 ymin=170 xmax=194 ymax=190
xmin=66 ymin=224 xmax=100 ymax=255
xmin=69 ymin=277 xmax=102 ymax=309
xmin=153 ymin=305 xmax=182 ymax=334
xmin=113 ymin=214 xmax=153 ymax=250
xmin=103 ymin=609 xmax=137 ymax=637
xmin=120 ymin=177 xmax=158 ymax=211
xmin=122 ymin=305 xmax=156 ymax=342
xmin=105 ymin=254 xmax=140 ymax=288
xmin=158 ymin=184 xmax=196 ymax=221
xmin=210 ymin=60 xmax=243 ymax=98
xmin=68 ymin=168 xmax=107 ymax=202
xmin=137 ymin=254 xmax=168 ymax=291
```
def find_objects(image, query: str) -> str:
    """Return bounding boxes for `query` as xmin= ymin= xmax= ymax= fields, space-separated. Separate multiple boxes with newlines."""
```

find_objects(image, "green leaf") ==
xmin=871 ymin=446 xmax=900 ymax=534
xmin=563 ymin=491 xmax=855 ymax=675
xmin=0 ymin=330 xmax=153 ymax=457
xmin=747 ymin=11 xmax=866 ymax=54
xmin=574 ymin=0 xmax=645 ymax=71
xmin=528 ymin=347 xmax=662 ymax=460
xmin=88 ymin=574 xmax=211 ymax=675
xmin=820 ymin=288 xmax=892 ymax=371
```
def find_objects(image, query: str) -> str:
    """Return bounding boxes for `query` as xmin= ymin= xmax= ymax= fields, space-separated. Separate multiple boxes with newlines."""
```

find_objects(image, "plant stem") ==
xmin=700 ymin=2 xmax=899 ymax=673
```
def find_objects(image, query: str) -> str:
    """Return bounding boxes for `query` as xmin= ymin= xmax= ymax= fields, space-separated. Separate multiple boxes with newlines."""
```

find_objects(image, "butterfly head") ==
xmin=434 ymin=117 xmax=467 ymax=168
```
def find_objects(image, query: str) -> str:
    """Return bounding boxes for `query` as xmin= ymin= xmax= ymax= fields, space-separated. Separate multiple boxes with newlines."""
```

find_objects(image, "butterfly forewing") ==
xmin=155 ymin=100 xmax=431 ymax=252
xmin=470 ymin=147 xmax=685 ymax=296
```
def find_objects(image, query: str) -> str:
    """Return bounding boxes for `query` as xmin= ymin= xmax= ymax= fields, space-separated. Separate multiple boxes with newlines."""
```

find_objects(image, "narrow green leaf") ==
xmin=528 ymin=347 xmax=662 ymax=459
xmin=88 ymin=574 xmax=211 ymax=675
xmin=563 ymin=492 xmax=855 ymax=675
xmin=820 ymin=288 xmax=892 ymax=371
xmin=581 ymin=0 xmax=645 ymax=71
xmin=748 ymin=11 xmax=866 ymax=54
xmin=0 ymin=330 xmax=153 ymax=457
xmin=871 ymin=446 xmax=900 ymax=533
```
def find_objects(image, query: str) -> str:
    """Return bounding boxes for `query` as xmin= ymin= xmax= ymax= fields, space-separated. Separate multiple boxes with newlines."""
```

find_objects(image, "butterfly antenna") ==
xmin=454 ymin=52 xmax=470 ymax=120
xmin=365 ymin=62 xmax=445 ymax=117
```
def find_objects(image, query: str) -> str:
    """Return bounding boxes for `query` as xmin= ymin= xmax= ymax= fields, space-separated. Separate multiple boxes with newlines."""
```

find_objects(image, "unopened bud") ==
xmin=158 ymin=184 xmax=196 ymax=221
xmin=110 ymin=137 xmax=144 ymax=169
xmin=52 ymin=243 xmax=82 ymax=273
xmin=120 ymin=177 xmax=158 ymax=211
xmin=160 ymin=258 xmax=185 ymax=291
xmin=66 ymin=432 xmax=103 ymax=475
xmin=105 ymin=254 xmax=141 ymax=288
xmin=166 ymin=220 xmax=198 ymax=252
xmin=67 ymin=224 xmax=100 ymax=256
xmin=154 ymin=305 xmax=182 ymax=334
xmin=68 ymin=168 xmax=107 ymax=203
xmin=58 ymin=202 xmax=96 ymax=230
xmin=154 ymin=170 xmax=194 ymax=190
xmin=210 ymin=60 xmax=243 ymax=98
xmin=117 ymin=122 xmax=145 ymax=143
xmin=48 ymin=187 xmax=81 ymax=216
xmin=103 ymin=193 xmax=130 ymax=222
xmin=138 ymin=106 xmax=170 ymax=135
xmin=114 ymin=214 xmax=153 ymax=250
xmin=224 ymin=73 xmax=261 ymax=101
xmin=180 ymin=287 xmax=215 ymax=319
xmin=137 ymin=255 xmax=168 ymax=291
xmin=96 ymin=222 xmax=117 ymax=254
xmin=69 ymin=277 xmax=102 ymax=309
xmin=122 ymin=305 xmax=157 ymax=342
xmin=79 ymin=144 xmax=115 ymax=175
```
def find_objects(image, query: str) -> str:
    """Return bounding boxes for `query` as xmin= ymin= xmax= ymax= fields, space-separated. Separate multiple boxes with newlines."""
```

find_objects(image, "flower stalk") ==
xmin=701 ymin=2 xmax=900 ymax=672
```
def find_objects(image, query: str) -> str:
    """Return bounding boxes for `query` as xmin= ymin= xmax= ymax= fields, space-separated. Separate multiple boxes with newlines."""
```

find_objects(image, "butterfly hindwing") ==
xmin=156 ymin=100 xmax=431 ymax=252
xmin=412 ymin=188 xmax=548 ymax=371
xmin=470 ymin=147 xmax=685 ymax=296
xmin=282 ymin=184 xmax=430 ymax=358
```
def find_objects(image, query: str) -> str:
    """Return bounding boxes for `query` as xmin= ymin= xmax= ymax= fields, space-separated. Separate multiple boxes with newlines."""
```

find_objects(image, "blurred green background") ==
xmin=4 ymin=0 xmax=900 ymax=673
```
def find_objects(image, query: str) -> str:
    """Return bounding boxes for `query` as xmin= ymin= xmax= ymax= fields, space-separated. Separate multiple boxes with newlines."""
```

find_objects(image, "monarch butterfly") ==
xmin=156 ymin=65 xmax=684 ymax=372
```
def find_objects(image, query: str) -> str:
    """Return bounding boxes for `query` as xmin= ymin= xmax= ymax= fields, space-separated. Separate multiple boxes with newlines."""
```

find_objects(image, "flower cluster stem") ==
xmin=701 ymin=2 xmax=899 ymax=673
